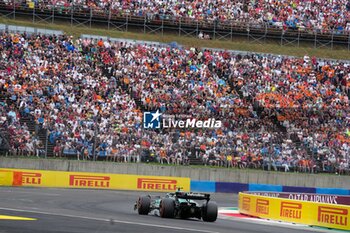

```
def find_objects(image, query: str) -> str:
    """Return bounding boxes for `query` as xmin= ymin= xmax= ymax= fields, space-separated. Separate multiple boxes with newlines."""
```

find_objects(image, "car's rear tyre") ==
xmin=137 ymin=196 xmax=151 ymax=215
xmin=202 ymin=202 xmax=218 ymax=222
xmin=159 ymin=198 xmax=175 ymax=218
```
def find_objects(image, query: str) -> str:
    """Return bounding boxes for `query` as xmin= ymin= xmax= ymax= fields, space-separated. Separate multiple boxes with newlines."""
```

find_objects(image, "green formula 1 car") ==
xmin=134 ymin=190 xmax=218 ymax=222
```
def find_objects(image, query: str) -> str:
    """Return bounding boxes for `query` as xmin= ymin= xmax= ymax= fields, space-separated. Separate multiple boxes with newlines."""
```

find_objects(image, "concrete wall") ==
xmin=1 ymin=158 xmax=349 ymax=189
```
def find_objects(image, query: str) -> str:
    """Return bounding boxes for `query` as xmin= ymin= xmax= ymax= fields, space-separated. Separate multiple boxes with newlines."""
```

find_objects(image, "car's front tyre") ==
xmin=202 ymin=202 xmax=218 ymax=222
xmin=137 ymin=196 xmax=151 ymax=215
xmin=159 ymin=198 xmax=175 ymax=218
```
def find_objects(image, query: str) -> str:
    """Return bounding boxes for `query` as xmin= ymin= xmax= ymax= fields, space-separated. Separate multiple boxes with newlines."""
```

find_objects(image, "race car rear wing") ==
xmin=175 ymin=192 xmax=210 ymax=201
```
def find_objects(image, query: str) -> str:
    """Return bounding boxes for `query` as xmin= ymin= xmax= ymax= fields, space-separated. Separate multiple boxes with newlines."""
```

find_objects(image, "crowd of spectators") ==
xmin=0 ymin=31 xmax=349 ymax=174
xmin=2 ymin=0 xmax=350 ymax=33
xmin=0 ymin=90 xmax=44 ymax=157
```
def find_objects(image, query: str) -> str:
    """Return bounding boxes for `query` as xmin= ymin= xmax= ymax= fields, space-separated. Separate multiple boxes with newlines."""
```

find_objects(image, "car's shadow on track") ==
xmin=147 ymin=213 xmax=204 ymax=222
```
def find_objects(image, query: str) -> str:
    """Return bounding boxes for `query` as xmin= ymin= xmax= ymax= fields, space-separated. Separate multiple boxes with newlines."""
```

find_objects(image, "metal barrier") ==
xmin=0 ymin=2 xmax=349 ymax=50
xmin=204 ymin=47 xmax=350 ymax=63
xmin=80 ymin=34 xmax=171 ymax=47
xmin=0 ymin=23 xmax=63 ymax=35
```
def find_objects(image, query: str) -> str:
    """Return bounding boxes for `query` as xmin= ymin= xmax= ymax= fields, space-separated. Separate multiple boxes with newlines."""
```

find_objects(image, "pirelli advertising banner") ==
xmin=247 ymin=191 xmax=350 ymax=206
xmin=0 ymin=168 xmax=190 ymax=192
xmin=238 ymin=192 xmax=350 ymax=231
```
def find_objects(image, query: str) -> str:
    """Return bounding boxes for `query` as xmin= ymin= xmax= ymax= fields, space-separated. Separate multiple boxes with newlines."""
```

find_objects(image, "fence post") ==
xmin=331 ymin=31 xmax=334 ymax=50
xmin=70 ymin=6 xmax=73 ymax=27
xmin=280 ymin=27 xmax=283 ymax=46
xmin=213 ymin=20 xmax=216 ymax=40
xmin=52 ymin=6 xmax=55 ymax=24
xmin=178 ymin=18 xmax=181 ymax=36
xmin=89 ymin=8 xmax=92 ymax=28
xmin=247 ymin=25 xmax=250 ymax=42
xmin=107 ymin=8 xmax=111 ymax=30
xmin=32 ymin=5 xmax=35 ymax=23
xmin=268 ymin=145 xmax=271 ymax=171
xmin=92 ymin=122 xmax=97 ymax=161
xmin=13 ymin=0 xmax=16 ymax=20
xmin=45 ymin=129 xmax=48 ymax=158
xmin=314 ymin=32 xmax=317 ymax=48
xmin=126 ymin=14 xmax=128 ymax=32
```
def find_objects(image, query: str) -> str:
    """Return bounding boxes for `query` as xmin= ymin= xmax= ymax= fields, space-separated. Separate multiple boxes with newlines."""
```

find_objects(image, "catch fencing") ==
xmin=0 ymin=2 xmax=349 ymax=50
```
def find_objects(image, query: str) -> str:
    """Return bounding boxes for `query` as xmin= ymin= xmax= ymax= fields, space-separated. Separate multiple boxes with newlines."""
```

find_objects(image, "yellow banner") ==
xmin=0 ymin=168 xmax=190 ymax=192
xmin=239 ymin=192 xmax=350 ymax=231
xmin=28 ymin=2 xmax=34 ymax=9
xmin=0 ymin=169 xmax=13 ymax=186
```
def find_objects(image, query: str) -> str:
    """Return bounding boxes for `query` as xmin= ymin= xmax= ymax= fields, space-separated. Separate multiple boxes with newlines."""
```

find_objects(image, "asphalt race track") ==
xmin=0 ymin=187 xmax=335 ymax=233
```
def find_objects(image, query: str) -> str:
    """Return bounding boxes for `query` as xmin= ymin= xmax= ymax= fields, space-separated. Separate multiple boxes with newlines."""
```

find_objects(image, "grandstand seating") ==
xmin=0 ymin=31 xmax=349 ymax=174
xmin=1 ymin=0 xmax=350 ymax=34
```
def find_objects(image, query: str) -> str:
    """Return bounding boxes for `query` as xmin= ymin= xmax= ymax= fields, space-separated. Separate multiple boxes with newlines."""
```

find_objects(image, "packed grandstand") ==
xmin=0 ymin=0 xmax=349 ymax=175
xmin=0 ymin=31 xmax=349 ymax=174
xmin=2 ymin=0 xmax=350 ymax=33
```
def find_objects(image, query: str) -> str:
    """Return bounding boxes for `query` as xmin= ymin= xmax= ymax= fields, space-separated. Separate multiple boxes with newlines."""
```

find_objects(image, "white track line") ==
xmin=0 ymin=207 xmax=219 ymax=233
